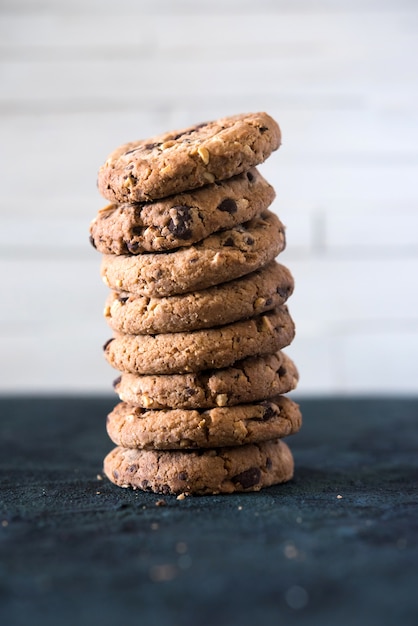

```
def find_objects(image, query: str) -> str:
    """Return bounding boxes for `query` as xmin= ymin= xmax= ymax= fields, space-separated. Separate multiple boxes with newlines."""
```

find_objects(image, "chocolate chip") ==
xmin=112 ymin=470 xmax=119 ymax=479
xmin=161 ymin=484 xmax=171 ymax=495
xmin=168 ymin=205 xmax=193 ymax=239
xmin=192 ymin=122 xmax=207 ymax=132
xmin=185 ymin=387 xmax=197 ymax=397
xmin=222 ymin=236 xmax=235 ymax=247
xmin=127 ymin=241 xmax=141 ymax=253
xmin=112 ymin=375 xmax=122 ymax=388
xmin=124 ymin=147 xmax=139 ymax=156
xmin=246 ymin=171 xmax=254 ymax=182
xmin=171 ymin=122 xmax=207 ymax=141
xmin=266 ymin=457 xmax=272 ymax=470
xmin=255 ymin=316 xmax=264 ymax=332
xmin=178 ymin=471 xmax=188 ymax=481
xmin=117 ymin=296 xmax=129 ymax=304
xmin=259 ymin=126 xmax=268 ymax=134
xmin=102 ymin=338 xmax=114 ymax=351
xmin=141 ymin=479 xmax=150 ymax=489
xmin=131 ymin=226 xmax=144 ymax=236
xmin=217 ymin=198 xmax=237 ymax=214
xmin=128 ymin=464 xmax=138 ymax=473
xmin=278 ymin=366 xmax=287 ymax=377
xmin=261 ymin=403 xmax=277 ymax=420
xmin=265 ymin=297 xmax=273 ymax=306
xmin=231 ymin=467 xmax=261 ymax=489
xmin=277 ymin=286 xmax=290 ymax=298
xmin=89 ymin=235 xmax=97 ymax=249
xmin=244 ymin=236 xmax=254 ymax=245
xmin=124 ymin=143 xmax=159 ymax=156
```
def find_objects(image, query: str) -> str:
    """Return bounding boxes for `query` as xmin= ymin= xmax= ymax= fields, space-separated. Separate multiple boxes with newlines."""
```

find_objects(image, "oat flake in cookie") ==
xmin=97 ymin=112 xmax=281 ymax=203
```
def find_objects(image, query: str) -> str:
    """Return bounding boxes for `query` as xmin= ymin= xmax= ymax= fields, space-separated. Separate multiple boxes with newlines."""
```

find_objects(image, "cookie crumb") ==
xmin=149 ymin=564 xmax=177 ymax=582
xmin=1 ymin=520 xmax=8 ymax=527
xmin=151 ymin=522 xmax=159 ymax=530
xmin=176 ymin=492 xmax=187 ymax=501
xmin=336 ymin=494 xmax=343 ymax=499
xmin=237 ymin=505 xmax=243 ymax=510
xmin=155 ymin=499 xmax=166 ymax=507
xmin=96 ymin=474 xmax=103 ymax=480
xmin=284 ymin=542 xmax=299 ymax=559
xmin=175 ymin=541 xmax=188 ymax=554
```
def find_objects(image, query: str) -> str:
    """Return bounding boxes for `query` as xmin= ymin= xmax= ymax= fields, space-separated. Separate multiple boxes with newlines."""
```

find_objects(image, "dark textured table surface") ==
xmin=0 ymin=395 xmax=417 ymax=626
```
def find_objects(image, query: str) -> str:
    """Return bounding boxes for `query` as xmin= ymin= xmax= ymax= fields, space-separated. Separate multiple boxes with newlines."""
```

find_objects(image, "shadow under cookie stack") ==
xmin=90 ymin=112 xmax=302 ymax=496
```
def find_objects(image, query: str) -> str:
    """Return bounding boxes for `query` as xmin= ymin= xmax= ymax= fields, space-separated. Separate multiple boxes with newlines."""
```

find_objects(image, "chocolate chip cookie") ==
xmin=97 ymin=112 xmax=281 ymax=203
xmin=103 ymin=437 xmax=293 ymax=495
xmin=106 ymin=395 xmax=301 ymax=450
xmin=103 ymin=305 xmax=295 ymax=375
xmin=91 ymin=168 xmax=275 ymax=254
xmin=113 ymin=351 xmax=298 ymax=409
xmin=104 ymin=261 xmax=294 ymax=335
xmin=101 ymin=210 xmax=285 ymax=297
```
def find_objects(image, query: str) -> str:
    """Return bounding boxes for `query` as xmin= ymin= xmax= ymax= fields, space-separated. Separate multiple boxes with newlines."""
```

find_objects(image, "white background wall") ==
xmin=1 ymin=0 xmax=417 ymax=396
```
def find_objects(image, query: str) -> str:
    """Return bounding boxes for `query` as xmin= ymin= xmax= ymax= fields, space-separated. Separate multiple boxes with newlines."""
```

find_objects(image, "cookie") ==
xmin=106 ymin=395 xmax=301 ymax=450
xmin=97 ymin=112 xmax=281 ymax=203
xmin=113 ymin=351 xmax=298 ymax=409
xmin=103 ymin=305 xmax=295 ymax=375
xmin=90 ymin=168 xmax=275 ymax=254
xmin=104 ymin=438 xmax=293 ymax=495
xmin=104 ymin=261 xmax=294 ymax=335
xmin=101 ymin=210 xmax=285 ymax=297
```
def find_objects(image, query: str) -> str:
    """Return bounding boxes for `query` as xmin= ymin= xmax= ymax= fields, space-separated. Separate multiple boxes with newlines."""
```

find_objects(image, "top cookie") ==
xmin=97 ymin=112 xmax=281 ymax=203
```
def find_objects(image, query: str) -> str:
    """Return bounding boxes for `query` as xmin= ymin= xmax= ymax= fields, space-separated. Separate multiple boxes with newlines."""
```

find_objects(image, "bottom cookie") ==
xmin=103 ymin=438 xmax=294 ymax=495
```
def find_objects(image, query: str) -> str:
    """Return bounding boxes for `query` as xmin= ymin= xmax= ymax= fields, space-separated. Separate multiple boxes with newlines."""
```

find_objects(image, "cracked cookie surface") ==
xmin=113 ymin=352 xmax=298 ymax=409
xmin=97 ymin=112 xmax=281 ymax=203
xmin=103 ymin=305 xmax=295 ymax=375
xmin=104 ymin=438 xmax=294 ymax=495
xmin=91 ymin=168 xmax=274 ymax=254
xmin=100 ymin=210 xmax=285 ymax=297
xmin=106 ymin=395 xmax=301 ymax=450
xmin=104 ymin=261 xmax=294 ymax=334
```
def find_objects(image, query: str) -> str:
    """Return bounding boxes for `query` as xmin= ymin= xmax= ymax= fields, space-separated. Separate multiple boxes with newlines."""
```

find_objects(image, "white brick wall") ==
xmin=1 ymin=0 xmax=417 ymax=395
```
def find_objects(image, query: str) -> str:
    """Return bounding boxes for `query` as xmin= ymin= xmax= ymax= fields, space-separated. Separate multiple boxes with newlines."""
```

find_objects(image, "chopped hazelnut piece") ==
xmin=216 ymin=394 xmax=228 ymax=407
xmin=197 ymin=146 xmax=210 ymax=164
xmin=203 ymin=171 xmax=215 ymax=183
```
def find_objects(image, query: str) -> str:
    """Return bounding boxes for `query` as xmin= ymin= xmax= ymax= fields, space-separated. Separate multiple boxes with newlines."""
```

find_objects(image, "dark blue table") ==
xmin=0 ymin=396 xmax=417 ymax=626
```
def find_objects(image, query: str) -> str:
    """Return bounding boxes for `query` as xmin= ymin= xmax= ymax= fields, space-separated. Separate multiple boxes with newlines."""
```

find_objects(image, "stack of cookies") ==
xmin=90 ymin=112 xmax=301 ymax=496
